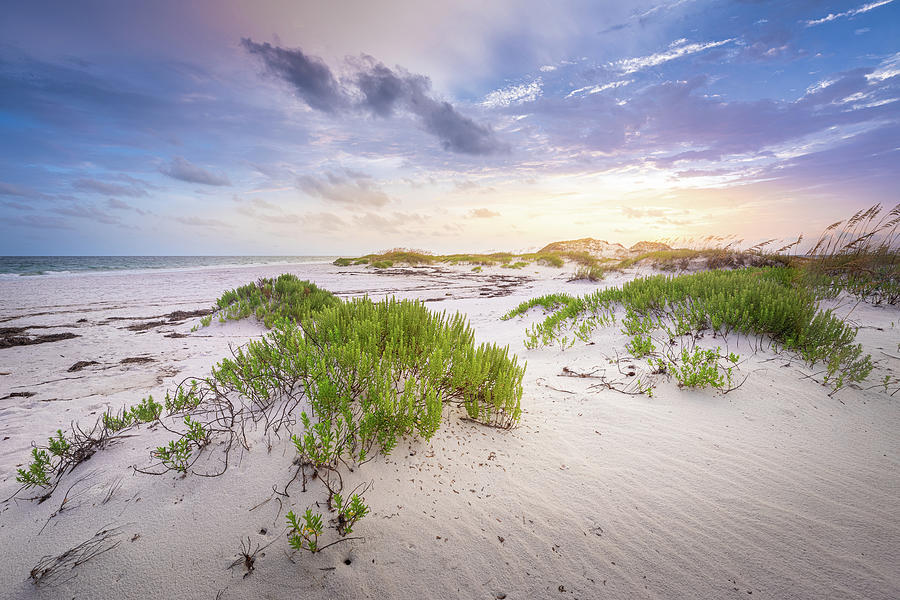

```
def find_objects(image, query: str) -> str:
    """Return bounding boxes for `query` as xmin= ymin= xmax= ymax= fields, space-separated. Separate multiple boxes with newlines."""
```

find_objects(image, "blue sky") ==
xmin=1 ymin=0 xmax=898 ymax=254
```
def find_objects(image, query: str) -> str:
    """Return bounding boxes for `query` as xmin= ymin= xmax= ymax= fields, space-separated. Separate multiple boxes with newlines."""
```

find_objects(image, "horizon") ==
xmin=1 ymin=1 xmax=899 ymax=255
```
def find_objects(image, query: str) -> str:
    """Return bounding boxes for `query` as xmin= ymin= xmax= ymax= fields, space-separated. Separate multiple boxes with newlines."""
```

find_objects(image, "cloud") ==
xmin=106 ymin=198 xmax=147 ymax=215
xmin=565 ymin=79 xmax=632 ymax=99
xmin=239 ymin=38 xmax=347 ymax=113
xmin=621 ymin=205 xmax=690 ymax=226
xmin=174 ymin=215 xmax=228 ymax=228
xmin=350 ymin=211 xmax=427 ymax=234
xmin=232 ymin=196 xmax=345 ymax=229
xmin=612 ymin=38 xmax=735 ymax=74
xmin=622 ymin=206 xmax=668 ymax=218
xmin=867 ymin=52 xmax=900 ymax=83
xmin=532 ymin=62 xmax=897 ymax=167
xmin=297 ymin=170 xmax=391 ymax=207
xmin=0 ymin=214 xmax=73 ymax=229
xmin=482 ymin=78 xmax=543 ymax=108
xmin=675 ymin=168 xmax=735 ymax=178
xmin=242 ymin=39 xmax=507 ymax=155
xmin=455 ymin=180 xmax=481 ymax=191
xmin=738 ymin=28 xmax=804 ymax=62
xmin=51 ymin=202 xmax=121 ymax=225
xmin=0 ymin=181 xmax=36 ymax=197
xmin=805 ymin=0 xmax=894 ymax=27
xmin=73 ymin=178 xmax=148 ymax=197
xmin=159 ymin=156 xmax=231 ymax=186
xmin=469 ymin=208 xmax=500 ymax=218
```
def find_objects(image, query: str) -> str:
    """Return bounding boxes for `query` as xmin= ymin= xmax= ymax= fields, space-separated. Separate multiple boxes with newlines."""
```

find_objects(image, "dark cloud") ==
xmin=73 ymin=178 xmax=148 ymax=197
xmin=297 ymin=170 xmax=391 ymax=207
xmin=159 ymin=156 xmax=231 ymax=186
xmin=240 ymin=39 xmax=347 ymax=113
xmin=353 ymin=59 xmax=409 ymax=118
xmin=242 ymin=39 xmax=507 ymax=155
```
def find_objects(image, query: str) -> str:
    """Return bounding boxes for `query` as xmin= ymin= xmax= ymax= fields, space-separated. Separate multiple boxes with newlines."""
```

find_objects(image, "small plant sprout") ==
xmin=16 ymin=448 xmax=53 ymax=488
xmin=183 ymin=415 xmax=209 ymax=447
xmin=154 ymin=438 xmax=191 ymax=473
xmin=47 ymin=430 xmax=71 ymax=459
xmin=286 ymin=509 xmax=323 ymax=553
xmin=333 ymin=493 xmax=370 ymax=536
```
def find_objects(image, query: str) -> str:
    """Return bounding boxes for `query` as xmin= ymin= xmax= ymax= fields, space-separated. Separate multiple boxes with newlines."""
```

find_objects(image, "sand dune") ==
xmin=0 ymin=261 xmax=897 ymax=599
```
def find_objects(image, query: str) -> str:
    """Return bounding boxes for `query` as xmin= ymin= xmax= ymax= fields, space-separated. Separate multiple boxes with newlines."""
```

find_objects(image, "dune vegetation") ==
xmin=333 ymin=248 xmax=597 ymax=270
xmin=503 ymin=267 xmax=873 ymax=393
xmin=212 ymin=273 xmax=339 ymax=328
xmin=13 ymin=279 xmax=525 ymax=559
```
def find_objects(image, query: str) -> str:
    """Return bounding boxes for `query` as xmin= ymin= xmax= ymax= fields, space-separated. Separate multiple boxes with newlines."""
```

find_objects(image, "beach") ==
xmin=1 ymin=260 xmax=898 ymax=600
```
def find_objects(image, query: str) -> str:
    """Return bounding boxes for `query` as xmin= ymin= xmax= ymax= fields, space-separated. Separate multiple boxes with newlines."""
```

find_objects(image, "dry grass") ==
xmin=803 ymin=203 xmax=899 ymax=304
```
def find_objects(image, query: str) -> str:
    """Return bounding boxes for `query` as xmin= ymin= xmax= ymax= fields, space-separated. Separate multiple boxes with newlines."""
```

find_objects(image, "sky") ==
xmin=0 ymin=0 xmax=898 ymax=255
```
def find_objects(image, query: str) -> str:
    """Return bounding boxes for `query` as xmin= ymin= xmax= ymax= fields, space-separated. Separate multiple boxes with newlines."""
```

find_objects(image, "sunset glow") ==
xmin=1 ymin=1 xmax=898 ymax=254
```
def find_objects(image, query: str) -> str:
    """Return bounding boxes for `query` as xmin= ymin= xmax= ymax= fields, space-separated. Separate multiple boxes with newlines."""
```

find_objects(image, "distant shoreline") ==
xmin=0 ymin=255 xmax=338 ymax=278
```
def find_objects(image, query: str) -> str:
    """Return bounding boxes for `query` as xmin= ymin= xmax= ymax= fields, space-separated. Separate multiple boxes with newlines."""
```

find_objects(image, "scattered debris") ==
xmin=0 ymin=332 xmax=79 ymax=349
xmin=30 ymin=525 xmax=125 ymax=586
xmin=1 ymin=391 xmax=36 ymax=400
xmin=119 ymin=356 xmax=155 ymax=365
xmin=125 ymin=320 xmax=168 ymax=332
xmin=68 ymin=361 xmax=99 ymax=372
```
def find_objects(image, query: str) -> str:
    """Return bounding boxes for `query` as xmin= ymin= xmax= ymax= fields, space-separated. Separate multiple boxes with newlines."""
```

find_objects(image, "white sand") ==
xmin=0 ymin=262 xmax=898 ymax=599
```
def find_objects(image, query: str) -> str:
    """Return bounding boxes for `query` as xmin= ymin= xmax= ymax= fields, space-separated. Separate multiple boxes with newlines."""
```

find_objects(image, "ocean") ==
xmin=0 ymin=256 xmax=336 ymax=277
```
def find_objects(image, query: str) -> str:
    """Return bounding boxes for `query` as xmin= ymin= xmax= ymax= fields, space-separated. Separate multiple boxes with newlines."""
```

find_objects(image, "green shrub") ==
xmin=669 ymin=348 xmax=735 ymax=389
xmin=213 ymin=297 xmax=524 ymax=445
xmin=214 ymin=274 xmax=339 ymax=328
xmin=103 ymin=395 xmax=163 ymax=432
xmin=164 ymin=381 xmax=201 ymax=414
xmin=505 ymin=267 xmax=872 ymax=390
xmin=372 ymin=260 xmax=393 ymax=269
